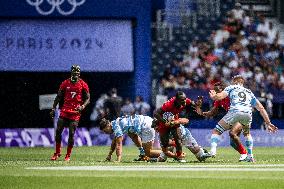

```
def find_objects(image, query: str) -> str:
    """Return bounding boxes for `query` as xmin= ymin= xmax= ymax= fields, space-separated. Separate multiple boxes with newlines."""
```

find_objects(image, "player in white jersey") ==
xmin=155 ymin=124 xmax=212 ymax=162
xmin=209 ymin=75 xmax=278 ymax=162
xmin=99 ymin=115 xmax=161 ymax=162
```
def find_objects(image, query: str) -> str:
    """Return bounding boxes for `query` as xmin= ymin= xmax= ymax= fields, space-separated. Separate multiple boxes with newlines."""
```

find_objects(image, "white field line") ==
xmin=26 ymin=164 xmax=284 ymax=172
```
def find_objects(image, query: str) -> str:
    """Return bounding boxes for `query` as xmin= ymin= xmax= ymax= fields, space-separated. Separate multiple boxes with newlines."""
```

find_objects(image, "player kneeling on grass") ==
xmin=152 ymin=118 xmax=211 ymax=162
xmin=99 ymin=115 xmax=161 ymax=162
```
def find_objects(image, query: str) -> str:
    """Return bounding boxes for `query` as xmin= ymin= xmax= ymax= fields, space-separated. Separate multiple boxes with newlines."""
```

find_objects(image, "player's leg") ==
xmin=51 ymin=118 xmax=65 ymax=160
xmin=160 ymin=131 xmax=176 ymax=158
xmin=128 ymin=133 xmax=147 ymax=161
xmin=239 ymin=113 xmax=255 ymax=162
xmin=243 ymin=127 xmax=255 ymax=162
xmin=141 ymin=127 xmax=161 ymax=158
xmin=171 ymin=127 xmax=184 ymax=161
xmin=229 ymin=123 xmax=247 ymax=161
xmin=183 ymin=130 xmax=211 ymax=162
xmin=210 ymin=118 xmax=231 ymax=157
xmin=65 ymin=120 xmax=78 ymax=161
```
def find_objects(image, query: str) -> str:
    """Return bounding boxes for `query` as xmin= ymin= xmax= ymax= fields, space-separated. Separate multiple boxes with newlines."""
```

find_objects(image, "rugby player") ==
xmin=50 ymin=65 xmax=90 ymax=161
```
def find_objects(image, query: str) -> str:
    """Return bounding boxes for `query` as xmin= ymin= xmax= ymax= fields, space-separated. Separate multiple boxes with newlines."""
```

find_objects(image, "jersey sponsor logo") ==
xmin=26 ymin=0 xmax=86 ymax=16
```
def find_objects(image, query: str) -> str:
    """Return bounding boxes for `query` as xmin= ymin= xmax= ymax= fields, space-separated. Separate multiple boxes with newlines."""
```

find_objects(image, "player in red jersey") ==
xmin=196 ymin=82 xmax=249 ymax=161
xmin=153 ymin=91 xmax=196 ymax=162
xmin=50 ymin=65 xmax=90 ymax=161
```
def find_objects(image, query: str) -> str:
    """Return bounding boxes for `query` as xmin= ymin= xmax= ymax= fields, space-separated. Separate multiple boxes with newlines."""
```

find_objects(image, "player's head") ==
xmin=213 ymin=82 xmax=224 ymax=93
xmin=232 ymin=75 xmax=245 ymax=86
xmin=175 ymin=91 xmax=187 ymax=107
xmin=235 ymin=2 xmax=241 ymax=9
xmin=99 ymin=118 xmax=112 ymax=134
xmin=70 ymin=65 xmax=81 ymax=83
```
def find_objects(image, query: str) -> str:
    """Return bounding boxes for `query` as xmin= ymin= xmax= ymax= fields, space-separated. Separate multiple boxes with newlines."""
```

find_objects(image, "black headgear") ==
xmin=71 ymin=65 xmax=80 ymax=72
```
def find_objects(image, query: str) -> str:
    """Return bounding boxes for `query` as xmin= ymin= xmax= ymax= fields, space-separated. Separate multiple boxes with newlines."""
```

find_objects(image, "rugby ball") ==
xmin=162 ymin=112 xmax=175 ymax=122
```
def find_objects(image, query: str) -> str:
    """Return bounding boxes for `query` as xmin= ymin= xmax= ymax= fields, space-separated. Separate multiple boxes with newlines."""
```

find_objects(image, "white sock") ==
xmin=210 ymin=134 xmax=221 ymax=155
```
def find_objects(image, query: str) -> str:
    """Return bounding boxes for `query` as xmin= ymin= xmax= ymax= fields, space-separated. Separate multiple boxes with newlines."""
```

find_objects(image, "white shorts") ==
xmin=139 ymin=116 xmax=156 ymax=143
xmin=222 ymin=111 xmax=252 ymax=129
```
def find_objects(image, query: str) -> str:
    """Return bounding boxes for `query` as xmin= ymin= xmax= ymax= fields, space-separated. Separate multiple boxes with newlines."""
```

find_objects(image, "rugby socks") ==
xmin=245 ymin=135 xmax=253 ymax=158
xmin=176 ymin=151 xmax=182 ymax=158
xmin=55 ymin=142 xmax=61 ymax=154
xmin=230 ymin=138 xmax=238 ymax=151
xmin=66 ymin=145 xmax=73 ymax=156
xmin=230 ymin=138 xmax=247 ymax=154
xmin=139 ymin=147 xmax=145 ymax=156
xmin=210 ymin=134 xmax=221 ymax=155
xmin=237 ymin=143 xmax=247 ymax=155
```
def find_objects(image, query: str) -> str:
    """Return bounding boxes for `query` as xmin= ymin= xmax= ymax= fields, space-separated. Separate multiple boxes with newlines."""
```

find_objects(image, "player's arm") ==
xmin=203 ymin=106 xmax=219 ymax=117
xmin=115 ymin=136 xmax=123 ymax=162
xmin=105 ymin=138 xmax=116 ymax=161
xmin=76 ymin=90 xmax=90 ymax=113
xmin=255 ymin=100 xmax=278 ymax=133
xmin=50 ymin=89 xmax=64 ymax=119
xmin=209 ymin=90 xmax=228 ymax=101
xmin=194 ymin=96 xmax=203 ymax=114
xmin=165 ymin=118 xmax=189 ymax=127
xmin=153 ymin=108 xmax=167 ymax=124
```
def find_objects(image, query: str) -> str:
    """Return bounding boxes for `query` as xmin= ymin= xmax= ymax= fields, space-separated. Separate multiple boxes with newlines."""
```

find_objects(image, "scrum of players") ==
xmin=99 ymin=75 xmax=278 ymax=163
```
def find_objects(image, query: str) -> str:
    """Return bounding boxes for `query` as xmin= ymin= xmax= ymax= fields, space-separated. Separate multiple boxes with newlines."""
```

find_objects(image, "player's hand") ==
xmin=202 ymin=111 xmax=210 ymax=117
xmin=209 ymin=90 xmax=216 ymax=99
xmin=165 ymin=121 xmax=175 ymax=127
xmin=195 ymin=96 xmax=203 ymax=107
xmin=266 ymin=123 xmax=278 ymax=133
xmin=75 ymin=105 xmax=85 ymax=113
xmin=50 ymin=109 xmax=55 ymax=119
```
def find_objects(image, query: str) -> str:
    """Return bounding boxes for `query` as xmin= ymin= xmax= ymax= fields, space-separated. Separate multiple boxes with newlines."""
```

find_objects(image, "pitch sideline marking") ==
xmin=26 ymin=164 xmax=284 ymax=172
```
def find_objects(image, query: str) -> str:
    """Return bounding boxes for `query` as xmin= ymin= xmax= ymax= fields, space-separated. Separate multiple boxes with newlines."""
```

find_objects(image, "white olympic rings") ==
xmin=26 ymin=0 xmax=86 ymax=16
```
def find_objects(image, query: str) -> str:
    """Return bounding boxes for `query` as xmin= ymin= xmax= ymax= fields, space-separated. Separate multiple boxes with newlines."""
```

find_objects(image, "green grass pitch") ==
xmin=1 ymin=146 xmax=284 ymax=189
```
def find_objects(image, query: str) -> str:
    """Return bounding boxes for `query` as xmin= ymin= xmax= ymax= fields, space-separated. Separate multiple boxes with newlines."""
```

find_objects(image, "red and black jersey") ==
xmin=59 ymin=78 xmax=89 ymax=121
xmin=213 ymin=96 xmax=230 ymax=112
xmin=157 ymin=97 xmax=191 ymax=133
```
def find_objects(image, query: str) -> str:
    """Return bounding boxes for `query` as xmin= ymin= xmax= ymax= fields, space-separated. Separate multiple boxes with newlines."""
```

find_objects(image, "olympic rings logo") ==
xmin=26 ymin=0 xmax=86 ymax=16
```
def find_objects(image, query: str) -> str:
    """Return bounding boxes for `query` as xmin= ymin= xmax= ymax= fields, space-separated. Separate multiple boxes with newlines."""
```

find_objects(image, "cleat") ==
xmin=198 ymin=153 xmax=212 ymax=162
xmin=51 ymin=153 xmax=61 ymax=161
xmin=246 ymin=157 xmax=256 ymax=162
xmin=133 ymin=155 xmax=149 ymax=162
xmin=210 ymin=151 xmax=216 ymax=158
xmin=203 ymin=148 xmax=209 ymax=154
xmin=64 ymin=154 xmax=71 ymax=162
xmin=239 ymin=154 xmax=248 ymax=162
xmin=157 ymin=156 xmax=167 ymax=162
xmin=174 ymin=156 xmax=187 ymax=163
xmin=148 ymin=158 xmax=158 ymax=162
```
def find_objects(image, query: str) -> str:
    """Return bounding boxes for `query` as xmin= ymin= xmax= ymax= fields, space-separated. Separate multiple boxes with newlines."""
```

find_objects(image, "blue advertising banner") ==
xmin=1 ymin=128 xmax=283 ymax=147
xmin=0 ymin=19 xmax=134 ymax=72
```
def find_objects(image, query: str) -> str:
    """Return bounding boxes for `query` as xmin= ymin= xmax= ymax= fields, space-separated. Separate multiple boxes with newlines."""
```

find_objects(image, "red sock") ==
xmin=67 ymin=145 xmax=73 ymax=156
xmin=237 ymin=143 xmax=247 ymax=154
xmin=176 ymin=151 xmax=182 ymax=157
xmin=169 ymin=140 xmax=176 ymax=147
xmin=55 ymin=143 xmax=61 ymax=154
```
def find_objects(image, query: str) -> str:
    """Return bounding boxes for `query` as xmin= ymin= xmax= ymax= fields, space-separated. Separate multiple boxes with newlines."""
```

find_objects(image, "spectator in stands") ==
xmin=231 ymin=3 xmax=245 ymax=21
xmin=90 ymin=93 xmax=108 ymax=126
xmin=104 ymin=88 xmax=123 ymax=120
xmin=121 ymin=97 xmax=135 ymax=116
xmin=134 ymin=96 xmax=151 ymax=116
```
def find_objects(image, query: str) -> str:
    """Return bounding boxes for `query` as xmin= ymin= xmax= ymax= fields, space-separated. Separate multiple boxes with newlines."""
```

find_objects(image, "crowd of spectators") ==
xmin=158 ymin=3 xmax=284 ymax=96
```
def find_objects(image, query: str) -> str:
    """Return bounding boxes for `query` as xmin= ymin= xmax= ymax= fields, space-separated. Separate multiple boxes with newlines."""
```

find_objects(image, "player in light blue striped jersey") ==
xmin=209 ymin=75 xmax=278 ymax=162
xmin=99 ymin=115 xmax=161 ymax=162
